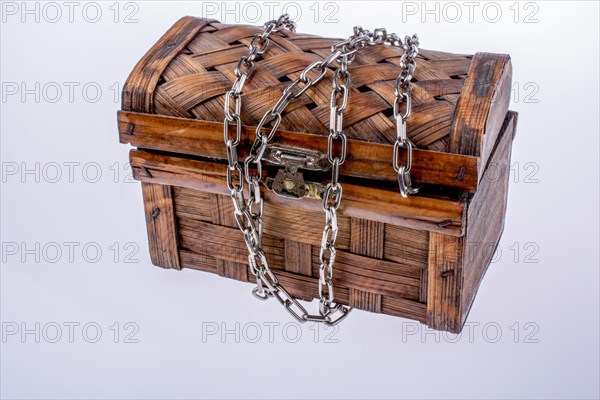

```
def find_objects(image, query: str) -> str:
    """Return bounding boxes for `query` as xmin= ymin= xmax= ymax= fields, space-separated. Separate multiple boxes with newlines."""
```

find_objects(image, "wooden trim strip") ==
xmin=381 ymin=296 xmax=427 ymax=322
xmin=480 ymin=60 xmax=513 ymax=172
xmin=448 ymin=52 xmax=511 ymax=163
xmin=461 ymin=111 xmax=517 ymax=323
xmin=141 ymin=182 xmax=181 ymax=269
xmin=427 ymin=233 xmax=463 ymax=333
xmin=118 ymin=111 xmax=480 ymax=192
xmin=130 ymin=149 xmax=467 ymax=236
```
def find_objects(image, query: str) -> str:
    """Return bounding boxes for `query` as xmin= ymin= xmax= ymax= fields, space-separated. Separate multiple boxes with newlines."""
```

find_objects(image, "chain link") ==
xmin=223 ymin=19 xmax=419 ymax=325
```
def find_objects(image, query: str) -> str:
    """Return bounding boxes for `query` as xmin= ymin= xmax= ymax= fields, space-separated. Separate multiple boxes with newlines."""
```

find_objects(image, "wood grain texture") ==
xmin=211 ymin=193 xmax=237 ymax=228
xmin=174 ymin=201 xmax=428 ymax=323
xmin=118 ymin=111 xmax=481 ymax=192
xmin=448 ymin=53 xmax=512 ymax=162
xmin=461 ymin=112 xmax=517 ymax=322
xmin=350 ymin=218 xmax=385 ymax=258
xmin=382 ymin=297 xmax=427 ymax=322
xmin=262 ymin=202 xmax=351 ymax=250
xmin=171 ymin=186 xmax=212 ymax=223
xmin=216 ymin=259 xmax=248 ymax=282
xmin=427 ymin=232 xmax=463 ymax=333
xmin=284 ymin=240 xmax=313 ymax=276
xmin=177 ymin=216 xmax=422 ymax=300
xmin=480 ymin=61 xmax=513 ymax=171
xmin=426 ymin=112 xmax=517 ymax=332
xmin=141 ymin=182 xmax=181 ymax=269
xmin=350 ymin=289 xmax=382 ymax=313
xmin=383 ymin=225 xmax=430 ymax=268
xmin=383 ymin=225 xmax=430 ymax=304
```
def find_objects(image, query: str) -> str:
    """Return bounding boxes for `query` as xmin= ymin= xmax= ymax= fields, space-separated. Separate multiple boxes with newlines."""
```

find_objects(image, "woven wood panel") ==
xmin=152 ymin=21 xmax=473 ymax=151
xmin=171 ymin=185 xmax=428 ymax=322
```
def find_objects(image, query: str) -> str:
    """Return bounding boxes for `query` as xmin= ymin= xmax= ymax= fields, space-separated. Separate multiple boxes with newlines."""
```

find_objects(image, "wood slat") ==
xmin=177 ymin=218 xmax=285 ymax=267
xmin=383 ymin=225 xmax=430 ymax=267
xmin=261 ymin=201 xmax=351 ymax=250
xmin=350 ymin=289 xmax=382 ymax=313
xmin=129 ymin=149 xmax=467 ymax=236
xmin=427 ymin=233 xmax=463 ymax=333
xmin=381 ymin=296 xmax=427 ymax=323
xmin=118 ymin=111 xmax=480 ymax=193
xmin=216 ymin=259 xmax=248 ymax=282
xmin=141 ymin=182 xmax=181 ymax=269
xmin=176 ymin=216 xmax=421 ymax=301
xmin=461 ymin=112 xmax=517 ymax=322
xmin=448 ymin=53 xmax=511 ymax=164
xmin=179 ymin=250 xmax=219 ymax=275
xmin=179 ymin=240 xmax=426 ymax=323
xmin=350 ymin=218 xmax=385 ymax=259
xmin=429 ymin=58 xmax=472 ymax=76
xmin=162 ymin=54 xmax=207 ymax=82
xmin=284 ymin=240 xmax=313 ymax=276
xmin=311 ymin=248 xmax=421 ymax=300
xmin=211 ymin=193 xmax=237 ymax=228
xmin=172 ymin=186 xmax=212 ymax=223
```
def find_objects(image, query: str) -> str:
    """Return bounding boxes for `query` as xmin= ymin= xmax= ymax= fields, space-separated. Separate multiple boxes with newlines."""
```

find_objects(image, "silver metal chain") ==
xmin=318 ymin=26 xmax=421 ymax=198
xmin=392 ymin=34 xmax=420 ymax=197
xmin=240 ymin=30 xmax=365 ymax=326
xmin=224 ymin=19 xmax=419 ymax=325
xmin=224 ymin=14 xmax=295 ymax=198
xmin=222 ymin=14 xmax=294 ymax=295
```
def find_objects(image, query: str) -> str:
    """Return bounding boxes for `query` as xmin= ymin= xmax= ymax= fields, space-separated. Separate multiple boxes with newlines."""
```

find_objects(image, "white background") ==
xmin=1 ymin=1 xmax=599 ymax=399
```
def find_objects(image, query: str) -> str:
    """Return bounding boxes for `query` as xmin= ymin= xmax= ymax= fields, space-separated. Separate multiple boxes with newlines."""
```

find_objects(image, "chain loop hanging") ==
xmin=223 ymin=18 xmax=419 ymax=325
xmin=222 ymin=14 xmax=296 ymax=286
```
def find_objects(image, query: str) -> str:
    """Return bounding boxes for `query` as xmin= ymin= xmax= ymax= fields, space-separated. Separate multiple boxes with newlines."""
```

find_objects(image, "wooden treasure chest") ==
xmin=118 ymin=16 xmax=517 ymax=333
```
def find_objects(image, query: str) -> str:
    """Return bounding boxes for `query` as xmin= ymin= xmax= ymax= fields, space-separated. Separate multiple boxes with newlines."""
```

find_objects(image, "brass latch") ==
xmin=262 ymin=145 xmax=328 ymax=199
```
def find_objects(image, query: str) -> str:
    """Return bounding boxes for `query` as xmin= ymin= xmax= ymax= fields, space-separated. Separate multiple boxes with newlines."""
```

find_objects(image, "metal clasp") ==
xmin=263 ymin=145 xmax=330 ymax=199
xmin=271 ymin=166 xmax=307 ymax=199
xmin=263 ymin=144 xmax=331 ymax=172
